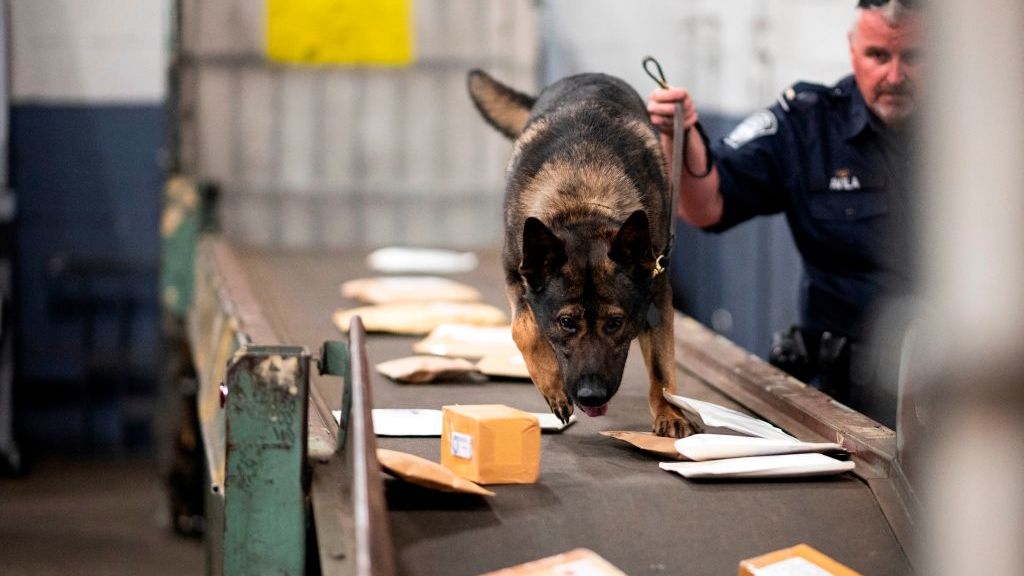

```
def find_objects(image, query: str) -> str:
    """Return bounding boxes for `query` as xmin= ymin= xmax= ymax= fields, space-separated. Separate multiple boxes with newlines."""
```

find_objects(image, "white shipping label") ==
xmin=451 ymin=432 xmax=474 ymax=459
xmin=753 ymin=556 xmax=833 ymax=576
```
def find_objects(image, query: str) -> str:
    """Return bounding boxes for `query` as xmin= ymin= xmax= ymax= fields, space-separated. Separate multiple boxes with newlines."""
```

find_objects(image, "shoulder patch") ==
xmin=724 ymin=110 xmax=778 ymax=149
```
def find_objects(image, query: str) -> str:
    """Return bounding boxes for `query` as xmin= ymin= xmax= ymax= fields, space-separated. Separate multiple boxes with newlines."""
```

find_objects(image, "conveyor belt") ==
xmin=237 ymin=245 xmax=909 ymax=576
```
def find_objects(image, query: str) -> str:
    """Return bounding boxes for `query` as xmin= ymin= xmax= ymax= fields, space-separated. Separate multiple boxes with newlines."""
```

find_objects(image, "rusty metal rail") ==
xmin=188 ymin=237 xmax=393 ymax=576
xmin=311 ymin=322 xmax=396 ymax=576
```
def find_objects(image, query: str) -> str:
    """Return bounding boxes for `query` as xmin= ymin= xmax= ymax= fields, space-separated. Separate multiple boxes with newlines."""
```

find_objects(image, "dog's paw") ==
xmin=545 ymin=392 xmax=575 ymax=425
xmin=652 ymin=409 xmax=694 ymax=438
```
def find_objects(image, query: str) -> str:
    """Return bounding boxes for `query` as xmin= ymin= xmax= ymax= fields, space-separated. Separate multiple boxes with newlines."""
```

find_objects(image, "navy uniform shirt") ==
xmin=706 ymin=75 xmax=913 ymax=342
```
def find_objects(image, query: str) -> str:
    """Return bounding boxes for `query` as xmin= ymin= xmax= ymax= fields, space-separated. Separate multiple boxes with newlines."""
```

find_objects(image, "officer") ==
xmin=646 ymin=0 xmax=922 ymax=427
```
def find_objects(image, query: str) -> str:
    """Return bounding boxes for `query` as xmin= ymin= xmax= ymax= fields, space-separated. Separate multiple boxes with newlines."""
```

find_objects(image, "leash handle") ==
xmin=643 ymin=56 xmax=670 ymax=89
xmin=642 ymin=56 xmax=713 ymax=180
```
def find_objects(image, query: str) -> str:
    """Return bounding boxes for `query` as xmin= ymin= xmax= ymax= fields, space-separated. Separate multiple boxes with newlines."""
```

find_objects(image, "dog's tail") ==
xmin=467 ymin=69 xmax=536 ymax=139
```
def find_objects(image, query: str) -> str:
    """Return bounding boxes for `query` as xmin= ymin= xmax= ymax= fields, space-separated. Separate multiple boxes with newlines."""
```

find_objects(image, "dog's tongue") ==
xmin=580 ymin=403 xmax=608 ymax=417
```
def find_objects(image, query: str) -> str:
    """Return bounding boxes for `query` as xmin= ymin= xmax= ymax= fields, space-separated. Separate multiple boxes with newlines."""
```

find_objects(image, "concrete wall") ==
xmin=11 ymin=0 xmax=167 ymax=103
xmin=541 ymin=0 xmax=851 ymax=114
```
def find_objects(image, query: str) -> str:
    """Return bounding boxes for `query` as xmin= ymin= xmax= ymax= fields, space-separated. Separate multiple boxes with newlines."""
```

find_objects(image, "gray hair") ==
xmin=850 ymin=2 xmax=914 ymax=36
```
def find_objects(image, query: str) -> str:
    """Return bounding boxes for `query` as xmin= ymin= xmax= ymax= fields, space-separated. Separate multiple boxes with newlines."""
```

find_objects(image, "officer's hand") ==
xmin=647 ymin=86 xmax=698 ymax=137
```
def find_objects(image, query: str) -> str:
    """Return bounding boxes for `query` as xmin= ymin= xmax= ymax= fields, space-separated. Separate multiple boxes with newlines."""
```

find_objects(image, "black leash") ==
xmin=641 ymin=56 xmax=714 ymax=283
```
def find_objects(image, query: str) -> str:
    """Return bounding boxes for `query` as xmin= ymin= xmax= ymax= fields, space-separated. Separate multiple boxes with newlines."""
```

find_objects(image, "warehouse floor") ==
xmin=0 ymin=456 xmax=203 ymax=575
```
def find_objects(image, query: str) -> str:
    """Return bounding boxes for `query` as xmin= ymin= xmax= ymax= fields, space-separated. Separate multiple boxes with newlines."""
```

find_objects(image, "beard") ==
xmin=870 ymin=81 xmax=916 ymax=127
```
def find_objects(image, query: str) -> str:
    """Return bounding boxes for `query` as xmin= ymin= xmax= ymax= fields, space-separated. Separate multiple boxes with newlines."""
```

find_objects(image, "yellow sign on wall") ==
xmin=267 ymin=0 xmax=414 ymax=66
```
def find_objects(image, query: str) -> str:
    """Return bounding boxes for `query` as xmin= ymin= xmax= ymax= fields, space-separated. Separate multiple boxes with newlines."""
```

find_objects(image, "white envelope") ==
xmin=333 ymin=408 xmax=442 ymax=437
xmin=663 ymin=390 xmax=797 ymax=442
xmin=366 ymin=246 xmax=479 ymax=274
xmin=334 ymin=408 xmax=576 ymax=436
xmin=341 ymin=276 xmax=482 ymax=304
xmin=533 ymin=412 xmax=578 ymax=432
xmin=659 ymin=453 xmax=854 ymax=479
xmin=373 ymin=409 xmax=443 ymax=436
xmin=674 ymin=434 xmax=845 ymax=461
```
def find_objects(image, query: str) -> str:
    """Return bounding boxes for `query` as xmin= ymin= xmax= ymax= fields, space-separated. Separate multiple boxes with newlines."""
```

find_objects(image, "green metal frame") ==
xmin=184 ymin=237 xmax=314 ymax=576
xmin=320 ymin=340 xmax=352 ymax=453
xmin=222 ymin=345 xmax=310 ymax=576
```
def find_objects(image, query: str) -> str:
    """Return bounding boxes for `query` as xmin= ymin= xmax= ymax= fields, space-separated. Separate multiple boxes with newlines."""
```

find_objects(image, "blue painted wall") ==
xmin=11 ymin=104 xmax=164 ymax=447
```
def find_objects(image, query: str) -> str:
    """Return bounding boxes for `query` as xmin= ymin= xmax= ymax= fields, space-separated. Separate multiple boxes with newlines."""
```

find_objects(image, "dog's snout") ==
xmin=575 ymin=379 xmax=610 ymax=407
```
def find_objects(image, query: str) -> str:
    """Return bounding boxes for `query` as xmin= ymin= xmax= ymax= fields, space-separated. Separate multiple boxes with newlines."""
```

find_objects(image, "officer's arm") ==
xmin=647 ymin=87 xmax=724 ymax=227
xmin=663 ymin=131 xmax=723 ymax=227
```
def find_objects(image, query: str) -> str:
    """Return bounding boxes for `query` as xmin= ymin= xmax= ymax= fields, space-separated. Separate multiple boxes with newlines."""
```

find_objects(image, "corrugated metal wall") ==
xmin=177 ymin=0 xmax=538 ymax=249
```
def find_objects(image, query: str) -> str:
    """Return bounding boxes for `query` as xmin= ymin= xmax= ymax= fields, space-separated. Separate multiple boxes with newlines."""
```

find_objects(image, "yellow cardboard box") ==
xmin=739 ymin=544 xmax=861 ymax=576
xmin=441 ymin=405 xmax=540 ymax=484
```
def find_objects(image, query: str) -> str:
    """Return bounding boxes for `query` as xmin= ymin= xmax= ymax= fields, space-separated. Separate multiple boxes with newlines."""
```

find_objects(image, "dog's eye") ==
xmin=557 ymin=315 xmax=579 ymax=333
xmin=605 ymin=315 xmax=624 ymax=333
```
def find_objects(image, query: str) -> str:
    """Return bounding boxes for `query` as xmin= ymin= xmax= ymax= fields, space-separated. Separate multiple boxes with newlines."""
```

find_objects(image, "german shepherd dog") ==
xmin=467 ymin=70 xmax=694 ymax=437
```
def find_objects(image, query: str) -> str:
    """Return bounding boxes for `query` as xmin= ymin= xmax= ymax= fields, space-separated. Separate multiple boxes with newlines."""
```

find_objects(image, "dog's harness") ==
xmin=642 ymin=56 xmax=714 ymax=281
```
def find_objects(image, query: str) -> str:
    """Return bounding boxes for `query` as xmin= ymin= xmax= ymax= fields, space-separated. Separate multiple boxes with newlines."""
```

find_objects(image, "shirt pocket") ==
xmin=809 ymin=189 xmax=889 ymax=221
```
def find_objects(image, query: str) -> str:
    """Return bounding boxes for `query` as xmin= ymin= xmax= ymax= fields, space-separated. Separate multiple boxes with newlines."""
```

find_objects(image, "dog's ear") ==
xmin=520 ymin=217 xmax=566 ymax=289
xmin=609 ymin=210 xmax=656 ymax=277
xmin=467 ymin=69 xmax=536 ymax=139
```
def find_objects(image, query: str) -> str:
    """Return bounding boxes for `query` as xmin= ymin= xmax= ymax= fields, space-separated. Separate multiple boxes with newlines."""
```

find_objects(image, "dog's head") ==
xmin=519 ymin=211 xmax=658 ymax=416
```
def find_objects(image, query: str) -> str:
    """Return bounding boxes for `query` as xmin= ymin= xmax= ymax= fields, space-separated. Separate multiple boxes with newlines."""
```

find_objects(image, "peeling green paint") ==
xmin=223 ymin=346 xmax=310 ymax=576
xmin=160 ymin=177 xmax=202 ymax=319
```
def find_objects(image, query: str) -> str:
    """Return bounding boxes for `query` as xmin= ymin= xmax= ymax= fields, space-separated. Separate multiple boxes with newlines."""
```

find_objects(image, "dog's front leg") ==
xmin=638 ymin=285 xmax=694 ymax=438
xmin=510 ymin=301 xmax=573 ymax=424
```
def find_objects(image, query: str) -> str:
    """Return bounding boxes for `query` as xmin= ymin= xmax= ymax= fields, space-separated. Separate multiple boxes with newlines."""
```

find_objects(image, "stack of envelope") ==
xmin=618 ymin=391 xmax=855 ymax=480
xmin=659 ymin=443 xmax=854 ymax=479
xmin=412 ymin=323 xmax=531 ymax=379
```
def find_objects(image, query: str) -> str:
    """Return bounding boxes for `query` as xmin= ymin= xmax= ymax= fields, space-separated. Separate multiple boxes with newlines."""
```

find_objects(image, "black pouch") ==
xmin=769 ymin=325 xmax=815 ymax=382
xmin=817 ymin=331 xmax=851 ymax=399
